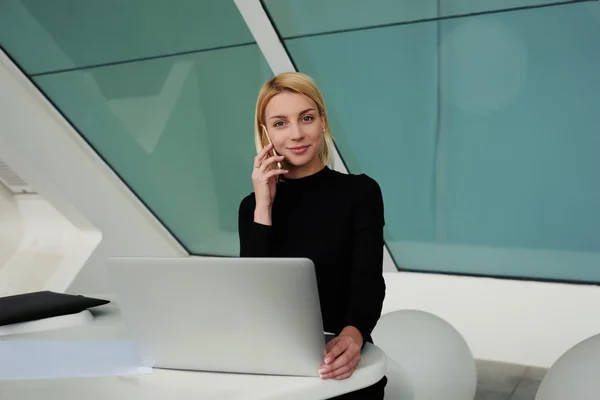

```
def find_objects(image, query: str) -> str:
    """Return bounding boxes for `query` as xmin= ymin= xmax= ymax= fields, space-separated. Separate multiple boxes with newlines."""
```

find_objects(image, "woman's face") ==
xmin=263 ymin=91 xmax=326 ymax=172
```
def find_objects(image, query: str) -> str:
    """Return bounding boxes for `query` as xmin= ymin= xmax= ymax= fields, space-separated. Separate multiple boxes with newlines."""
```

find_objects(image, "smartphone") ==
xmin=261 ymin=125 xmax=284 ymax=170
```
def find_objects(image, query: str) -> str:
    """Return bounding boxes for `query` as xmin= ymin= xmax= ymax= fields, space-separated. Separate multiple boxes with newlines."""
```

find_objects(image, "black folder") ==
xmin=0 ymin=291 xmax=110 ymax=326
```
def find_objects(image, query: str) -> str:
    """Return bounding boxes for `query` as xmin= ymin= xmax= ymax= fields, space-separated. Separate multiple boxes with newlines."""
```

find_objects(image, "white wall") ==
xmin=0 ymin=183 xmax=23 ymax=269
xmin=0 ymin=49 xmax=187 ymax=295
xmin=383 ymin=272 xmax=600 ymax=368
xmin=0 ymin=193 xmax=101 ymax=295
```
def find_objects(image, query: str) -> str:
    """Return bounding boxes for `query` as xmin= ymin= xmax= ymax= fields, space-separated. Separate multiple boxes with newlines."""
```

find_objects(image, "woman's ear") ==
xmin=321 ymin=110 xmax=327 ymax=132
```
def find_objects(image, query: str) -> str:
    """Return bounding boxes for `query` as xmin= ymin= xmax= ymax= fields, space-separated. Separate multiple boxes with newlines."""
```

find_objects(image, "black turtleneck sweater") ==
xmin=237 ymin=166 xmax=386 ymax=346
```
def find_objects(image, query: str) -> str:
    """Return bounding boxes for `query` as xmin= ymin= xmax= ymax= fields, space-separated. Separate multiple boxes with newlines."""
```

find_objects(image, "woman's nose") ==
xmin=289 ymin=123 xmax=304 ymax=139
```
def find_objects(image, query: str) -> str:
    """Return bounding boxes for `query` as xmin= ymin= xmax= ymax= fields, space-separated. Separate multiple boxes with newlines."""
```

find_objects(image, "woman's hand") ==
xmin=252 ymin=143 xmax=287 ymax=225
xmin=318 ymin=326 xmax=363 ymax=380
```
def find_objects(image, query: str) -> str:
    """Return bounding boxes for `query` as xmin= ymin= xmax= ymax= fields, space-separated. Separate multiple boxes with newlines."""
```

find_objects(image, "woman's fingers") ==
xmin=259 ymin=155 xmax=285 ymax=173
xmin=320 ymin=352 xmax=361 ymax=380
xmin=325 ymin=337 xmax=338 ymax=356
xmin=254 ymin=144 xmax=273 ymax=168
xmin=324 ymin=336 xmax=354 ymax=365
xmin=251 ymin=145 xmax=283 ymax=211
xmin=323 ymin=337 xmax=336 ymax=358
xmin=252 ymin=155 xmax=286 ymax=185
xmin=263 ymin=168 xmax=288 ymax=181
xmin=324 ymin=349 xmax=352 ymax=372
xmin=331 ymin=353 xmax=361 ymax=379
xmin=319 ymin=335 xmax=362 ymax=379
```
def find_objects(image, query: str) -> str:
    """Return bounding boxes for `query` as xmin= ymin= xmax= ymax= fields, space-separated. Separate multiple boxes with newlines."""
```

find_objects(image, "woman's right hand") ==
xmin=252 ymin=144 xmax=287 ymax=223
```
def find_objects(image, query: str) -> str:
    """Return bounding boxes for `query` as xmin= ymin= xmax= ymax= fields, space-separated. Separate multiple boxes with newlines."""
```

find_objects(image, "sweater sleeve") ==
xmin=238 ymin=194 xmax=273 ymax=257
xmin=343 ymin=175 xmax=386 ymax=345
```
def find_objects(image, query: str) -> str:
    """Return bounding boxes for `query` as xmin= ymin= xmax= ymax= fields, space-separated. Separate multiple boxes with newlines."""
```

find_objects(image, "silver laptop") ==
xmin=105 ymin=256 xmax=325 ymax=377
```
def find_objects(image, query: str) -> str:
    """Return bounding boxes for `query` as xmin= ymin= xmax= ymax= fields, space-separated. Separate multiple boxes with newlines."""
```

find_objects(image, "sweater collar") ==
xmin=281 ymin=166 xmax=331 ymax=185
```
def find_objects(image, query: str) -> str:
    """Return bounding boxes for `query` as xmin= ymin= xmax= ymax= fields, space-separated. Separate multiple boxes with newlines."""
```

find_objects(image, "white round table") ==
xmin=0 ymin=302 xmax=386 ymax=400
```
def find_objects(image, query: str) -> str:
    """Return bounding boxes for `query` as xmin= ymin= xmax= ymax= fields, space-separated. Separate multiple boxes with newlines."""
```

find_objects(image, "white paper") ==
xmin=0 ymin=340 xmax=153 ymax=380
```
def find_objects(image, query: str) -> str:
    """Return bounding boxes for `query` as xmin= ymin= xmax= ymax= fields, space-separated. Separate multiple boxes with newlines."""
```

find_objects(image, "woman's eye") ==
xmin=273 ymin=121 xmax=284 ymax=127
xmin=302 ymin=115 xmax=314 ymax=122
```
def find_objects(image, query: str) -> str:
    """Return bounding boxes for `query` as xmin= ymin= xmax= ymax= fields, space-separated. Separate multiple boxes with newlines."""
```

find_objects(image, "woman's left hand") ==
xmin=318 ymin=326 xmax=363 ymax=380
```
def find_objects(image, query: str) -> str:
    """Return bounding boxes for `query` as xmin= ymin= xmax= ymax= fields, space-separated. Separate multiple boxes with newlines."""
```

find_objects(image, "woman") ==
xmin=238 ymin=72 xmax=387 ymax=399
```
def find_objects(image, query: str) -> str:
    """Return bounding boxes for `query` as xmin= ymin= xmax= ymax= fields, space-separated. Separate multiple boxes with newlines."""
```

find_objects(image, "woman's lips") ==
xmin=288 ymin=145 xmax=310 ymax=154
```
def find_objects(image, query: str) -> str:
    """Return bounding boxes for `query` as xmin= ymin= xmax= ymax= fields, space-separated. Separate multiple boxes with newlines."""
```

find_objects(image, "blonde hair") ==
xmin=254 ymin=72 xmax=334 ymax=167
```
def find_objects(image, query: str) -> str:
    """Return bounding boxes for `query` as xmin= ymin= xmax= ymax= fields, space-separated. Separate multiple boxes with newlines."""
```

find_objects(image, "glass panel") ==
xmin=0 ymin=0 xmax=254 ymax=75
xmin=285 ymin=2 xmax=600 ymax=282
xmin=34 ymin=45 xmax=273 ymax=256
xmin=263 ymin=0 xmax=436 ymax=37
xmin=262 ymin=0 xmax=589 ymax=38
xmin=286 ymin=23 xmax=439 ymax=246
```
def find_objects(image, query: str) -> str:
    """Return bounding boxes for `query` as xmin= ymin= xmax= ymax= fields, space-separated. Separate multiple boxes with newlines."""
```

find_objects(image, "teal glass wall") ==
xmin=0 ymin=0 xmax=272 ymax=255
xmin=0 ymin=0 xmax=254 ymax=75
xmin=263 ymin=0 xmax=586 ymax=37
xmin=264 ymin=0 xmax=600 ymax=282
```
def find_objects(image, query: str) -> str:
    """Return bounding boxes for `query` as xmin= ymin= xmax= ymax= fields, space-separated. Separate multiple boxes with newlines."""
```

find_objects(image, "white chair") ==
xmin=372 ymin=310 xmax=477 ymax=400
xmin=535 ymin=333 xmax=600 ymax=400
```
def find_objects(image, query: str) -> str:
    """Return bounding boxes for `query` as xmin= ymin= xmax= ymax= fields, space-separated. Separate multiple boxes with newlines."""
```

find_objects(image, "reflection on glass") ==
xmin=263 ymin=0 xmax=588 ymax=38
xmin=35 ymin=44 xmax=273 ymax=256
xmin=0 ymin=0 xmax=254 ymax=75
xmin=285 ymin=3 xmax=600 ymax=282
